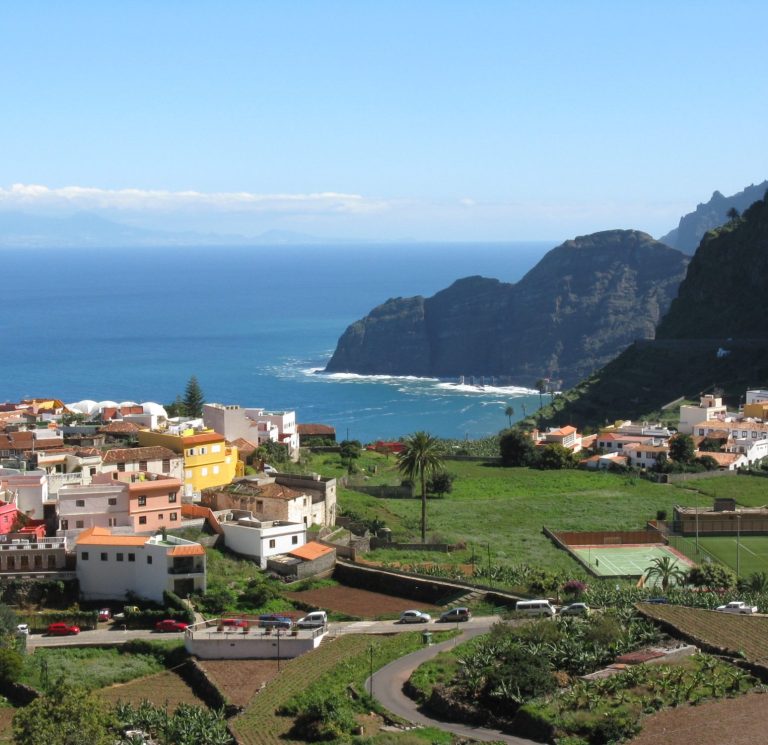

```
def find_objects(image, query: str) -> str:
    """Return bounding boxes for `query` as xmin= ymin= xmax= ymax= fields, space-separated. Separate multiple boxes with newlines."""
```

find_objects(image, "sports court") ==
xmin=569 ymin=544 xmax=694 ymax=578
xmin=668 ymin=535 xmax=768 ymax=575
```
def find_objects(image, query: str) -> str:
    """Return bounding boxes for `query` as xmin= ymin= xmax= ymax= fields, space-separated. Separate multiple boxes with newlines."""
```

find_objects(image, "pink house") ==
xmin=0 ymin=501 xmax=19 ymax=535
xmin=125 ymin=475 xmax=183 ymax=533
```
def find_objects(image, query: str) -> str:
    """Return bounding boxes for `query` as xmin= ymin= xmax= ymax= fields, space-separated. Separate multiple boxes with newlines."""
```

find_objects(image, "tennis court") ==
xmin=570 ymin=544 xmax=694 ymax=578
xmin=668 ymin=535 xmax=768 ymax=575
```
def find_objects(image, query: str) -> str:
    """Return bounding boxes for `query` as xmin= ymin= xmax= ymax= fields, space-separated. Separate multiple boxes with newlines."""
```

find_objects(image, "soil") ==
xmin=629 ymin=691 xmax=768 ymax=745
xmin=284 ymin=586 xmax=441 ymax=618
xmin=197 ymin=659 xmax=280 ymax=708
xmin=97 ymin=670 xmax=207 ymax=709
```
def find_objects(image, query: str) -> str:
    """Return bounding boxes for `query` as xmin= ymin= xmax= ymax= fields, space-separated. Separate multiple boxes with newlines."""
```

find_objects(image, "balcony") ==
xmin=167 ymin=563 xmax=205 ymax=575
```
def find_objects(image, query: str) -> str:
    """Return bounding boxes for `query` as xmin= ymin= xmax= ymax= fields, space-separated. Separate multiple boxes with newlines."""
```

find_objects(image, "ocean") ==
xmin=1 ymin=241 xmax=556 ymax=442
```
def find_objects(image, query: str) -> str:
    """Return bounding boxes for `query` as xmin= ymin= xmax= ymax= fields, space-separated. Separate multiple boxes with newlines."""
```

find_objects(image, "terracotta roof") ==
xmin=168 ymin=544 xmax=205 ymax=557
xmin=297 ymin=424 xmax=336 ymax=436
xmin=231 ymin=437 xmax=259 ymax=454
xmin=251 ymin=483 xmax=303 ymax=501
xmin=103 ymin=446 xmax=179 ymax=464
xmin=703 ymin=452 xmax=743 ymax=467
xmin=223 ymin=481 xmax=305 ymax=501
xmin=549 ymin=426 xmax=577 ymax=436
xmin=75 ymin=526 xmax=147 ymax=547
xmin=288 ymin=541 xmax=334 ymax=561
xmin=75 ymin=447 xmax=101 ymax=457
xmin=182 ymin=432 xmax=225 ymax=446
xmin=99 ymin=421 xmax=141 ymax=434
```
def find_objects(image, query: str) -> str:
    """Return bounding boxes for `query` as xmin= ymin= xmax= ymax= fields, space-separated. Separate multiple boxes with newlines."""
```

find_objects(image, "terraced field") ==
xmin=637 ymin=603 xmax=768 ymax=665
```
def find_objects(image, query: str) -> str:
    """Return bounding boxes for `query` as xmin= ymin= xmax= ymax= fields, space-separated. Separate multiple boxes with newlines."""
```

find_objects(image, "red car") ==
xmin=47 ymin=622 xmax=80 ymax=636
xmin=220 ymin=617 xmax=249 ymax=629
xmin=155 ymin=619 xmax=189 ymax=633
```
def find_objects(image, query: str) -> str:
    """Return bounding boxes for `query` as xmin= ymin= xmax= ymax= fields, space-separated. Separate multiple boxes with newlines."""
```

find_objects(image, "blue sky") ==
xmin=1 ymin=1 xmax=766 ymax=240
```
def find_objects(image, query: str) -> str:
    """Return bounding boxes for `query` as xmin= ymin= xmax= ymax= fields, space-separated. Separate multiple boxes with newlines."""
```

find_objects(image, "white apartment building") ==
xmin=100 ymin=447 xmax=184 ymax=480
xmin=57 ymin=482 xmax=132 ymax=541
xmin=75 ymin=527 xmax=206 ymax=603
xmin=203 ymin=403 xmax=299 ymax=459
xmin=219 ymin=510 xmax=306 ymax=568
xmin=678 ymin=394 xmax=728 ymax=435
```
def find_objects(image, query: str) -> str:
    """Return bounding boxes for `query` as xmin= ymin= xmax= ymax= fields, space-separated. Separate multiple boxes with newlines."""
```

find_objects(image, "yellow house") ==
xmin=137 ymin=430 xmax=242 ymax=496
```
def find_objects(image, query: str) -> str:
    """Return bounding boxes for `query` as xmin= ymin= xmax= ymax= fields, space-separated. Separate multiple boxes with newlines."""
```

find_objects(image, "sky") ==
xmin=1 ymin=1 xmax=766 ymax=241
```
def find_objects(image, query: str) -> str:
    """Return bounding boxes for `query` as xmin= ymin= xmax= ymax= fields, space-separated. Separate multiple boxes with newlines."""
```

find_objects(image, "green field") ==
xmin=570 ymin=544 xmax=692 ymax=578
xmin=668 ymin=534 xmax=768 ymax=575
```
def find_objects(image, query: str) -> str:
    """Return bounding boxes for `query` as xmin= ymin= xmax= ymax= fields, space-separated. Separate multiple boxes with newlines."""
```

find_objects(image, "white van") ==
xmin=296 ymin=610 xmax=328 ymax=628
xmin=515 ymin=599 xmax=556 ymax=617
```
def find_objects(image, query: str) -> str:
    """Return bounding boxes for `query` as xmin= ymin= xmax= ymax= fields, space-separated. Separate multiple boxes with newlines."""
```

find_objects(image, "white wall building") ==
xmin=219 ymin=510 xmax=306 ymax=568
xmin=203 ymin=403 xmax=299 ymax=459
xmin=679 ymin=394 xmax=728 ymax=435
xmin=100 ymin=447 xmax=184 ymax=481
xmin=75 ymin=527 xmax=206 ymax=603
xmin=57 ymin=482 xmax=132 ymax=541
xmin=0 ymin=468 xmax=48 ymax=518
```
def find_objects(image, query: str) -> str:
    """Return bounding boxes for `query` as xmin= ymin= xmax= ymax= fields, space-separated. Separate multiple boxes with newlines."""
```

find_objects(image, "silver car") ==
xmin=399 ymin=609 xmax=432 ymax=623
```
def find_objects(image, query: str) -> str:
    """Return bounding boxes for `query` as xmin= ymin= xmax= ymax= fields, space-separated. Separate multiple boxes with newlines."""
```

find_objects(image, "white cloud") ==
xmin=0 ymin=183 xmax=390 ymax=215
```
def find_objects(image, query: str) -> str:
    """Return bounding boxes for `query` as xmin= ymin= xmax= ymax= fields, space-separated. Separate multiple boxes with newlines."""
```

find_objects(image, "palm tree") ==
xmin=535 ymin=379 xmax=547 ymax=409
xmin=644 ymin=556 xmax=686 ymax=591
xmin=504 ymin=405 xmax=514 ymax=427
xmin=397 ymin=431 xmax=444 ymax=543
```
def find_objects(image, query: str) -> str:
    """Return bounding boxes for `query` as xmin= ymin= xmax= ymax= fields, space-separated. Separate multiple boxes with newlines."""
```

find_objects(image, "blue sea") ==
xmin=0 ymin=242 xmax=556 ymax=442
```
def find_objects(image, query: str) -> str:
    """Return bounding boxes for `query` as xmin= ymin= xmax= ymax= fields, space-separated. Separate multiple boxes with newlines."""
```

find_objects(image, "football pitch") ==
xmin=570 ymin=544 xmax=693 ymax=578
xmin=668 ymin=535 xmax=768 ymax=576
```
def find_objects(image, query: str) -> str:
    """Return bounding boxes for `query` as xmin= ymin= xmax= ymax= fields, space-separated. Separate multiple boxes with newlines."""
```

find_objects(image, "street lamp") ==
xmin=368 ymin=644 xmax=374 ymax=696
xmin=736 ymin=513 xmax=742 ymax=578
xmin=276 ymin=628 xmax=281 ymax=671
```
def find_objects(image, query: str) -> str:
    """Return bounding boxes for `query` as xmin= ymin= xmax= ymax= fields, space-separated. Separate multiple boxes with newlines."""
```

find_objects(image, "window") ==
xmin=256 ymin=500 xmax=263 ymax=511
xmin=117 ymin=463 xmax=126 ymax=472
xmin=170 ymin=512 xmax=178 ymax=521
xmin=61 ymin=519 xmax=69 ymax=530
xmin=108 ymin=518 xmax=117 ymax=527
xmin=292 ymin=535 xmax=298 ymax=544
xmin=139 ymin=460 xmax=148 ymax=470
xmin=269 ymin=539 xmax=276 ymax=548
xmin=81 ymin=551 xmax=89 ymax=561
xmin=90 ymin=467 xmax=97 ymax=476
xmin=158 ymin=514 xmax=163 ymax=520
xmin=139 ymin=516 xmax=147 ymax=525
xmin=162 ymin=459 xmax=170 ymax=472
xmin=185 ymin=470 xmax=192 ymax=479
xmin=187 ymin=448 xmax=194 ymax=456
xmin=75 ymin=520 xmax=84 ymax=529
xmin=212 ymin=465 xmax=219 ymax=475
xmin=138 ymin=496 xmax=147 ymax=506
xmin=147 ymin=555 xmax=153 ymax=564
xmin=101 ymin=552 xmax=108 ymax=561
xmin=108 ymin=498 xmax=117 ymax=506
xmin=128 ymin=553 xmax=135 ymax=562
xmin=212 ymin=444 xmax=221 ymax=453
xmin=199 ymin=447 xmax=206 ymax=455
xmin=116 ymin=553 xmax=124 ymax=562
xmin=201 ymin=467 xmax=208 ymax=476
xmin=303 ymin=498 xmax=307 ymax=506
xmin=75 ymin=499 xmax=85 ymax=507
xmin=168 ymin=493 xmax=177 ymax=503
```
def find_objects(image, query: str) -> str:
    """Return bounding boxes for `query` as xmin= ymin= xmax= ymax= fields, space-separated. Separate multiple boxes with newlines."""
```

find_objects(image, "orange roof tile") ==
xmin=168 ymin=544 xmax=206 ymax=557
xmin=75 ymin=527 xmax=147 ymax=547
xmin=288 ymin=541 xmax=334 ymax=561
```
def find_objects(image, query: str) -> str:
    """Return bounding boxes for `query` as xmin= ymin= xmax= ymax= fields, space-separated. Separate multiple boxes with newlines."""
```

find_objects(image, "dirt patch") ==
xmin=0 ymin=706 xmax=14 ymax=745
xmin=197 ymin=659 xmax=280 ymax=709
xmin=630 ymin=691 xmax=768 ymax=745
xmin=285 ymin=586 xmax=441 ymax=618
xmin=97 ymin=670 xmax=207 ymax=709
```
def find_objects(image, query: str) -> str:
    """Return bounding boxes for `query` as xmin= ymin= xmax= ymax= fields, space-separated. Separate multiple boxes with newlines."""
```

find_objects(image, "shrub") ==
xmin=563 ymin=580 xmax=587 ymax=597
xmin=511 ymin=702 xmax=556 ymax=741
xmin=288 ymin=691 xmax=358 ymax=741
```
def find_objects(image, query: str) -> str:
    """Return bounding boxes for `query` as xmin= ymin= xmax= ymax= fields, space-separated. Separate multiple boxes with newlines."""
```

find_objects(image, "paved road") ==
xmin=366 ymin=624 xmax=537 ymax=745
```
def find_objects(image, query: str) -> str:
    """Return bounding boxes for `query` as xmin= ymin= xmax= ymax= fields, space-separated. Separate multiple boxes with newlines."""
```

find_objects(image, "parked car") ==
xmin=515 ymin=599 xmax=556 ymax=617
xmin=438 ymin=607 xmax=472 ymax=623
xmin=297 ymin=611 xmax=327 ymax=628
xmin=16 ymin=624 xmax=29 ymax=635
xmin=399 ymin=610 xmax=432 ymax=624
xmin=263 ymin=464 xmax=277 ymax=475
xmin=47 ymin=622 xmax=80 ymax=636
xmin=716 ymin=601 xmax=759 ymax=614
xmin=258 ymin=614 xmax=293 ymax=629
xmin=98 ymin=608 xmax=112 ymax=622
xmin=646 ymin=597 xmax=669 ymax=604
xmin=155 ymin=619 xmax=189 ymax=633
xmin=559 ymin=602 xmax=590 ymax=617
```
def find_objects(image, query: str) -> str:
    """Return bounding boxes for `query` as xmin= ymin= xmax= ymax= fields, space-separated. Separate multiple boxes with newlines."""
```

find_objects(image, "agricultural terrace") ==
xmin=668 ymin=534 xmax=768 ymax=575
xmin=300 ymin=453 xmax=766 ymax=572
xmin=636 ymin=603 xmax=768 ymax=667
xmin=232 ymin=631 xmax=455 ymax=745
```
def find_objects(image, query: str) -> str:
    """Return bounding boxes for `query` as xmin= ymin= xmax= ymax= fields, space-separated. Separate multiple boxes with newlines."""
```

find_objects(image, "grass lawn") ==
xmin=19 ymin=646 xmax=166 ymax=691
xmin=671 ymin=473 xmax=768 ymax=508
xmin=668 ymin=534 xmax=768 ymax=575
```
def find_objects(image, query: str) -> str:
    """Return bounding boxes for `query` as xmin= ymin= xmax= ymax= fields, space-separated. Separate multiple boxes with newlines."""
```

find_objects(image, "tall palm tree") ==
xmin=644 ymin=556 xmax=685 ymax=591
xmin=504 ymin=405 xmax=514 ymax=427
xmin=397 ymin=431 xmax=444 ymax=543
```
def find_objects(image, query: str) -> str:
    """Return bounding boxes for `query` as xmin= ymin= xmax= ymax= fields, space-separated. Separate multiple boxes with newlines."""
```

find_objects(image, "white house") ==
xmin=725 ymin=437 xmax=768 ymax=465
xmin=694 ymin=419 xmax=768 ymax=442
xmin=623 ymin=443 xmax=670 ymax=470
xmin=219 ymin=510 xmax=306 ymax=568
xmin=203 ymin=403 xmax=299 ymax=459
xmin=57 ymin=482 xmax=132 ymax=541
xmin=0 ymin=468 xmax=48 ymax=518
xmin=75 ymin=526 xmax=206 ymax=602
xmin=100 ymin=447 xmax=184 ymax=480
xmin=678 ymin=394 xmax=729 ymax=435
